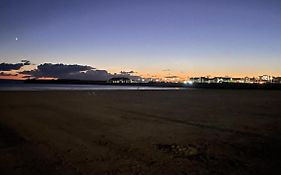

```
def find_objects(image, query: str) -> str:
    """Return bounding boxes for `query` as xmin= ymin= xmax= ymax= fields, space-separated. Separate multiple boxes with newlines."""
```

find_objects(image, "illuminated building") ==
xmin=108 ymin=77 xmax=132 ymax=83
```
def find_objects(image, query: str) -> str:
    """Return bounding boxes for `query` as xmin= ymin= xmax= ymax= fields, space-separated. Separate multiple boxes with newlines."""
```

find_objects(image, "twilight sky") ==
xmin=0 ymin=0 xmax=281 ymax=79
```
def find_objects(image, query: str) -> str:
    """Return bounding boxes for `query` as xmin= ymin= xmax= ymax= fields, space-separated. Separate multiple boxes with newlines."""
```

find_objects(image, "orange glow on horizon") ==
xmin=0 ymin=74 xmax=27 ymax=80
xmin=1 ymin=66 xmax=280 ymax=82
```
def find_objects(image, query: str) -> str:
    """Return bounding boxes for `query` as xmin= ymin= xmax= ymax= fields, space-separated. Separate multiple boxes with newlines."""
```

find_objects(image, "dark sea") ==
xmin=0 ymin=80 xmax=181 ymax=91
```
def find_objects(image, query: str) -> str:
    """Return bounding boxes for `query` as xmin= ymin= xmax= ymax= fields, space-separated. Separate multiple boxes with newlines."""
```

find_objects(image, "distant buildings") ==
xmin=108 ymin=77 xmax=152 ymax=83
xmin=190 ymin=77 xmax=232 ymax=83
xmin=189 ymin=75 xmax=281 ymax=84
xmin=108 ymin=75 xmax=281 ymax=84
xmin=272 ymin=77 xmax=281 ymax=84
xmin=163 ymin=76 xmax=180 ymax=83
xmin=108 ymin=77 xmax=132 ymax=84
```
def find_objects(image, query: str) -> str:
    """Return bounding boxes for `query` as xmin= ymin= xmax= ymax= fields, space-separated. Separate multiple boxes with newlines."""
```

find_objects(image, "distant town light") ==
xmin=184 ymin=80 xmax=193 ymax=85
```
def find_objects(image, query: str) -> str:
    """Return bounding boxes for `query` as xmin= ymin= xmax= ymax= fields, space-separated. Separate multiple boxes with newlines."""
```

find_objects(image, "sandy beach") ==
xmin=1 ymin=90 xmax=281 ymax=175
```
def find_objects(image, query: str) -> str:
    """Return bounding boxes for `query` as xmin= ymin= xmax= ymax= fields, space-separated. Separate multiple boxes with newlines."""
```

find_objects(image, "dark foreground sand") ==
xmin=1 ymin=90 xmax=281 ymax=175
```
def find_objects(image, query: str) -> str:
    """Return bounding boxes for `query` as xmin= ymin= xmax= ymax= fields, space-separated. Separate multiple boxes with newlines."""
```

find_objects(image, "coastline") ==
xmin=1 ymin=79 xmax=281 ymax=90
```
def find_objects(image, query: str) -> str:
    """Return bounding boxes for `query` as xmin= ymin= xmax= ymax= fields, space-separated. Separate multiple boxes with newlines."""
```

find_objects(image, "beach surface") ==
xmin=1 ymin=90 xmax=281 ymax=175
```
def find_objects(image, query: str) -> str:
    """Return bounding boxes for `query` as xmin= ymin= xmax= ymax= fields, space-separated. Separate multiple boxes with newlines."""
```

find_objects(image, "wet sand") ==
xmin=1 ymin=90 xmax=281 ymax=175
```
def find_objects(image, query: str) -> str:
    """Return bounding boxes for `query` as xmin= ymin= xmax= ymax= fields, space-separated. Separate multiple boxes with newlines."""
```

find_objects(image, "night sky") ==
xmin=1 ymin=0 xmax=281 ymax=79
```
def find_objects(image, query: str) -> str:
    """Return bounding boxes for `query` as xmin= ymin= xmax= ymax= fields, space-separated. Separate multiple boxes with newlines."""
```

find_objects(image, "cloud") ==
xmin=0 ymin=72 xmax=17 ymax=76
xmin=21 ymin=75 xmax=33 ymax=79
xmin=162 ymin=69 xmax=171 ymax=72
xmin=23 ymin=63 xmax=94 ymax=78
xmin=165 ymin=76 xmax=179 ymax=78
xmin=21 ymin=60 xmax=31 ymax=65
xmin=0 ymin=63 xmax=24 ymax=71
xmin=113 ymin=73 xmax=142 ymax=82
xmin=67 ymin=69 xmax=143 ymax=81
xmin=10 ymin=62 xmax=145 ymax=82
xmin=120 ymin=71 xmax=137 ymax=74
xmin=63 ymin=69 xmax=114 ymax=81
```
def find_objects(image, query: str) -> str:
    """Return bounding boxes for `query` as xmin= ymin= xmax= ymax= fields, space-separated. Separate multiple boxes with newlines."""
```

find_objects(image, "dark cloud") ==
xmin=120 ymin=71 xmax=137 ymax=74
xmin=21 ymin=75 xmax=33 ymax=79
xmin=19 ymin=62 xmax=145 ymax=82
xmin=165 ymin=76 xmax=178 ymax=78
xmin=162 ymin=69 xmax=171 ymax=72
xmin=114 ymin=71 xmax=143 ymax=81
xmin=21 ymin=60 xmax=31 ymax=65
xmin=0 ymin=63 xmax=24 ymax=71
xmin=68 ymin=69 xmax=142 ymax=81
xmin=24 ymin=63 xmax=94 ymax=78
xmin=113 ymin=73 xmax=142 ymax=82
xmin=63 ymin=69 xmax=114 ymax=81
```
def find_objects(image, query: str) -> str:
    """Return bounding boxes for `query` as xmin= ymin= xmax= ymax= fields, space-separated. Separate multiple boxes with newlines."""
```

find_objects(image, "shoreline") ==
xmin=1 ymin=79 xmax=281 ymax=90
